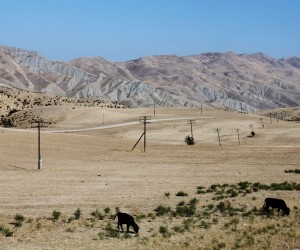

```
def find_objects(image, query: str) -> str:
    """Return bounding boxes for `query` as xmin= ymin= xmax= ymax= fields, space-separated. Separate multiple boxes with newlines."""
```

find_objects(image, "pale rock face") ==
xmin=1 ymin=45 xmax=300 ymax=111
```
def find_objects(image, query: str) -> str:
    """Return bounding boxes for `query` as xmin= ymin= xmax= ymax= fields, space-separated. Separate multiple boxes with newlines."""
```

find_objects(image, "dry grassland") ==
xmin=0 ymin=108 xmax=299 ymax=249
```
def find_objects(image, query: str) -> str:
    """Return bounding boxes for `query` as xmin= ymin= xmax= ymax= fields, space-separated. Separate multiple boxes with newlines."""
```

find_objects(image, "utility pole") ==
xmin=249 ymin=124 xmax=254 ymax=132
xmin=214 ymin=128 xmax=222 ymax=146
xmin=200 ymin=102 xmax=203 ymax=115
xmin=32 ymin=120 xmax=49 ymax=170
xmin=269 ymin=113 xmax=272 ymax=123
xmin=38 ymin=121 xmax=42 ymax=170
xmin=235 ymin=129 xmax=240 ymax=145
xmin=187 ymin=120 xmax=196 ymax=138
xmin=259 ymin=118 xmax=264 ymax=128
xmin=131 ymin=116 xmax=151 ymax=152
xmin=153 ymin=102 xmax=156 ymax=116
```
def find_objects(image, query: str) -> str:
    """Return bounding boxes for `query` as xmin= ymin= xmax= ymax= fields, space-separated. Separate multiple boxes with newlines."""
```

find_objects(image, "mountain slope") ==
xmin=1 ymin=45 xmax=300 ymax=111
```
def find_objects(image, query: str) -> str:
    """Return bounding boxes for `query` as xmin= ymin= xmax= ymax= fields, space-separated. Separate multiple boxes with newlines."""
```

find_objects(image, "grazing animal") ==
xmin=114 ymin=212 xmax=139 ymax=233
xmin=263 ymin=198 xmax=290 ymax=216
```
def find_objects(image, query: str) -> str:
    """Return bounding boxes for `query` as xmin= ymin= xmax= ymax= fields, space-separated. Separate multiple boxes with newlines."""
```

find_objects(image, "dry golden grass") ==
xmin=0 ymin=108 xmax=299 ymax=249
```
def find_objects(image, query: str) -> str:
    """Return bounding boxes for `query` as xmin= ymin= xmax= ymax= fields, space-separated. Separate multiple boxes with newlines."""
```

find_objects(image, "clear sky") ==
xmin=1 ymin=0 xmax=299 ymax=61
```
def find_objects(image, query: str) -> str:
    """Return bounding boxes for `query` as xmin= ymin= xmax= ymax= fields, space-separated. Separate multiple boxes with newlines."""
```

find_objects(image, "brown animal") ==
xmin=263 ymin=198 xmax=290 ymax=216
xmin=114 ymin=212 xmax=139 ymax=233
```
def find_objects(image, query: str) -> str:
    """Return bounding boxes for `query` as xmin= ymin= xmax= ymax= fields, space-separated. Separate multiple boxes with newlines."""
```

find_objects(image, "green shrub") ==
xmin=176 ymin=191 xmax=188 ymax=197
xmin=154 ymin=205 xmax=171 ymax=216
xmin=178 ymin=201 xmax=185 ymax=206
xmin=200 ymin=220 xmax=211 ymax=229
xmin=173 ymin=225 xmax=184 ymax=233
xmin=0 ymin=225 xmax=13 ymax=237
xmin=147 ymin=213 xmax=156 ymax=220
xmin=91 ymin=209 xmax=104 ymax=220
xmin=185 ymin=135 xmax=194 ymax=145
xmin=182 ymin=218 xmax=194 ymax=231
xmin=164 ymin=192 xmax=170 ymax=197
xmin=210 ymin=183 xmax=222 ymax=191
xmin=159 ymin=226 xmax=171 ymax=238
xmin=238 ymin=181 xmax=250 ymax=190
xmin=189 ymin=198 xmax=199 ymax=206
xmin=14 ymin=213 xmax=25 ymax=227
xmin=176 ymin=204 xmax=196 ymax=217
xmin=51 ymin=210 xmax=61 ymax=221
xmin=224 ymin=217 xmax=239 ymax=229
xmin=36 ymin=222 xmax=42 ymax=229
xmin=284 ymin=169 xmax=300 ymax=174
xmin=230 ymin=190 xmax=239 ymax=197
xmin=207 ymin=204 xmax=214 ymax=210
xmin=74 ymin=208 xmax=81 ymax=220
xmin=14 ymin=214 xmax=25 ymax=222
xmin=197 ymin=189 xmax=206 ymax=194
xmin=105 ymin=222 xmax=119 ymax=238
xmin=104 ymin=207 xmax=110 ymax=214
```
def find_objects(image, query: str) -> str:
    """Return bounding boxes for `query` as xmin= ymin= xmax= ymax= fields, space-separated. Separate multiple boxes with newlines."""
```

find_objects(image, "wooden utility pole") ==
xmin=32 ymin=120 xmax=49 ymax=170
xmin=269 ymin=113 xmax=272 ymax=123
xmin=249 ymin=124 xmax=254 ymax=132
xmin=200 ymin=102 xmax=203 ymax=115
xmin=259 ymin=118 xmax=264 ymax=128
xmin=153 ymin=102 xmax=156 ymax=116
xmin=187 ymin=120 xmax=196 ymax=138
xmin=132 ymin=116 xmax=151 ymax=152
xmin=38 ymin=121 xmax=42 ymax=170
xmin=214 ymin=128 xmax=222 ymax=146
xmin=235 ymin=129 xmax=241 ymax=145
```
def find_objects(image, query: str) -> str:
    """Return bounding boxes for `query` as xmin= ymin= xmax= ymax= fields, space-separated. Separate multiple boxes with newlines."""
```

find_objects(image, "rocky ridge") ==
xmin=1 ymin=45 xmax=300 ymax=111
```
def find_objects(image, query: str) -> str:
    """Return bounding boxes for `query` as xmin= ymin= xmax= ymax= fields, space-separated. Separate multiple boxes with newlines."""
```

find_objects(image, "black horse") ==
xmin=114 ymin=212 xmax=139 ymax=233
xmin=263 ymin=198 xmax=290 ymax=216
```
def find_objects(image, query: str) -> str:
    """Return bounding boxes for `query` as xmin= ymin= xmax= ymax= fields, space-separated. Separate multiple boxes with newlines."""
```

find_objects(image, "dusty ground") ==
xmin=0 ymin=107 xmax=299 ymax=249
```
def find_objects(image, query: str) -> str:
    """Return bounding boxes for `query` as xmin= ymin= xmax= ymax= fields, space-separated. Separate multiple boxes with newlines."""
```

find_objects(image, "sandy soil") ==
xmin=0 ymin=108 xmax=299 ymax=249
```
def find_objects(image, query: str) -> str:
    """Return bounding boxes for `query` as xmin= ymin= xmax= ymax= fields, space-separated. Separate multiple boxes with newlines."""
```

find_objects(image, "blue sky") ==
xmin=1 ymin=0 xmax=299 ymax=61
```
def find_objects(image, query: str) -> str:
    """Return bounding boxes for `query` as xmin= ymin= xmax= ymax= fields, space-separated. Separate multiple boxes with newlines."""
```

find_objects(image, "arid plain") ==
xmin=0 ymin=107 xmax=299 ymax=249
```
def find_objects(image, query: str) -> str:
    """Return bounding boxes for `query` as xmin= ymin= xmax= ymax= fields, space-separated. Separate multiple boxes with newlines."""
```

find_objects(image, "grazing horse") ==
xmin=263 ymin=198 xmax=290 ymax=216
xmin=114 ymin=212 xmax=139 ymax=233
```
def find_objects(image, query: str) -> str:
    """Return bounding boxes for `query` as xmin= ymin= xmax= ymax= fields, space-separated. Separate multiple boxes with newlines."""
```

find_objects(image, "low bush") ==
xmin=284 ymin=169 xmax=300 ymax=174
xmin=51 ymin=210 xmax=61 ymax=221
xmin=175 ymin=204 xmax=196 ymax=217
xmin=91 ymin=209 xmax=104 ymax=220
xmin=176 ymin=191 xmax=188 ymax=197
xmin=104 ymin=207 xmax=110 ymax=214
xmin=185 ymin=135 xmax=194 ymax=145
xmin=74 ymin=208 xmax=81 ymax=220
xmin=159 ymin=226 xmax=172 ymax=238
xmin=154 ymin=205 xmax=172 ymax=216
xmin=0 ymin=225 xmax=13 ymax=237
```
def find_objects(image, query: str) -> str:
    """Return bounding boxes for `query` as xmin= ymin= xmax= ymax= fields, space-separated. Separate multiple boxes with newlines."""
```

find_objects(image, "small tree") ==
xmin=185 ymin=135 xmax=194 ymax=145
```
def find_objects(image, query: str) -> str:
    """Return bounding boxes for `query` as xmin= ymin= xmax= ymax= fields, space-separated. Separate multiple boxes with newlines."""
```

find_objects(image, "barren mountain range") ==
xmin=1 ymin=45 xmax=300 ymax=111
